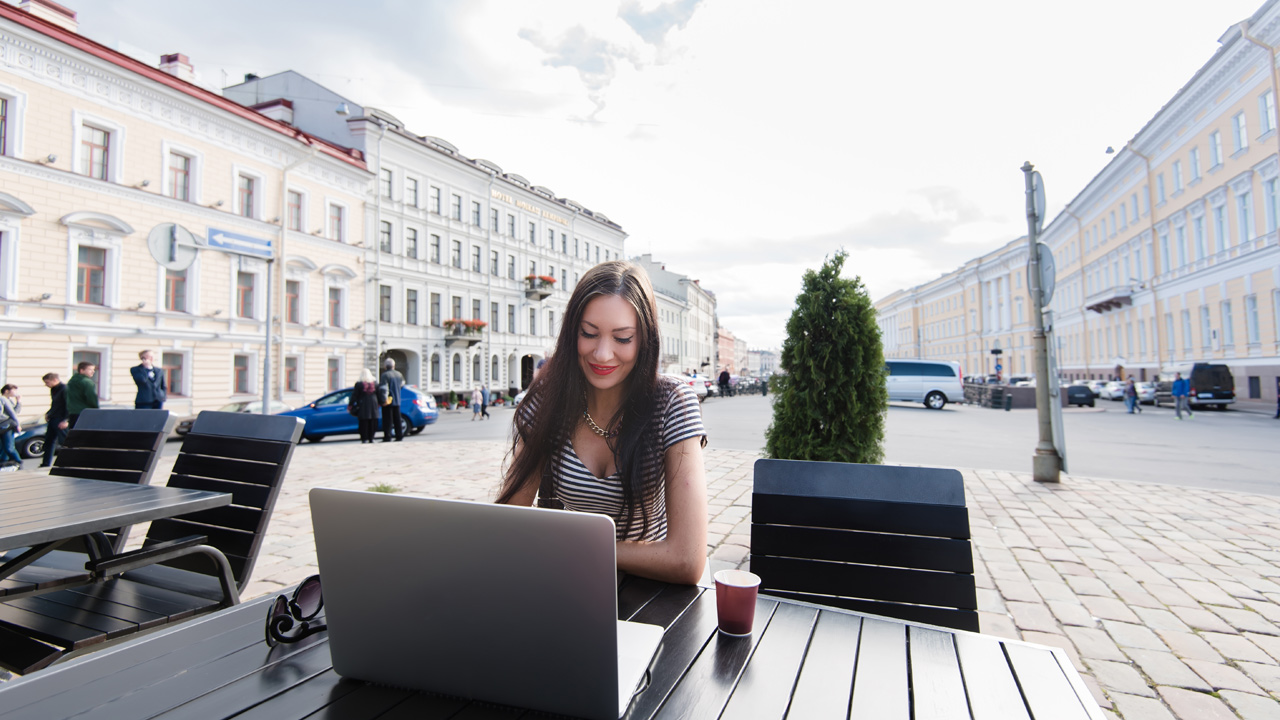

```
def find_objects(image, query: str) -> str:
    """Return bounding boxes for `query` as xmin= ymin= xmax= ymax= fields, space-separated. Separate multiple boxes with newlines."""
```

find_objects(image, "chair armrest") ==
xmin=86 ymin=535 xmax=208 ymax=575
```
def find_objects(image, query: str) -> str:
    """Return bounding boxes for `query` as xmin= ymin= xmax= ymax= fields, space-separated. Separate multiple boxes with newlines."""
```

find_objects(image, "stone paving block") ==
xmin=1132 ymin=607 xmax=1192 ymax=634
xmin=1219 ymin=690 xmax=1280 ymax=720
xmin=1153 ymin=629 xmax=1225 ymax=663
xmin=994 ymin=576 xmax=1043 ymax=603
xmin=1084 ymin=658 xmax=1155 ymax=697
xmin=1221 ymin=580 xmax=1275 ymax=603
xmin=1048 ymin=599 xmax=1098 ymax=628
xmin=976 ymin=587 xmax=1006 ymax=614
xmin=1103 ymin=620 xmax=1169 ymax=652
xmin=1109 ymin=692 xmax=1178 ymax=720
xmin=1064 ymin=625 xmax=1128 ymax=662
xmin=1042 ymin=546 xmax=1082 ymax=563
xmin=1123 ymin=649 xmax=1213 ymax=691
xmin=1201 ymin=632 xmax=1275 ymax=663
xmin=1157 ymin=686 xmax=1240 ymax=720
xmin=1031 ymin=579 xmax=1079 ymax=602
xmin=1184 ymin=659 xmax=1266 ymax=694
xmin=1169 ymin=605 xmax=1239 ymax=634
xmin=1065 ymin=574 xmax=1117 ymax=598
xmin=1080 ymin=595 xmax=1142 ymax=623
xmin=1149 ymin=561 xmax=1206 ymax=581
xmin=1008 ymin=601 xmax=1060 ymax=634
xmin=978 ymin=611 xmax=1020 ymax=641
xmin=1173 ymin=579 xmax=1245 ymax=608
xmin=1243 ymin=632 xmax=1280 ymax=663
xmin=1022 ymin=561 xmax=1064 ymax=583
xmin=1080 ymin=674 xmax=1113 ymax=710
xmin=1239 ymin=661 xmax=1280 ymax=695
xmin=1215 ymin=607 xmax=1280 ymax=637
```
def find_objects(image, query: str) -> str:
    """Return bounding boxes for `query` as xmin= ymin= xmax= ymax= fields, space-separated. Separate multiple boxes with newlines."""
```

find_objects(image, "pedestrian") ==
xmin=0 ymin=384 xmax=22 ymax=471
xmin=1171 ymin=371 xmax=1193 ymax=420
xmin=66 ymin=361 xmax=99 ymax=429
xmin=130 ymin=349 xmax=167 ymax=409
xmin=379 ymin=358 xmax=405 ymax=442
xmin=1123 ymin=377 xmax=1138 ymax=414
xmin=471 ymin=386 xmax=482 ymax=421
xmin=718 ymin=369 xmax=731 ymax=398
xmin=40 ymin=372 xmax=68 ymax=468
xmin=481 ymin=384 xmax=491 ymax=420
xmin=349 ymin=369 xmax=385 ymax=444
xmin=498 ymin=260 xmax=707 ymax=584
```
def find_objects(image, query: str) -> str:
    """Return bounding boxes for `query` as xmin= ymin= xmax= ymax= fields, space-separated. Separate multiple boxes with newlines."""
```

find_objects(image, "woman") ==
xmin=471 ymin=386 xmax=482 ymax=421
xmin=498 ymin=261 xmax=708 ymax=585
xmin=349 ymin=369 xmax=385 ymax=444
xmin=0 ymin=384 xmax=22 ymax=469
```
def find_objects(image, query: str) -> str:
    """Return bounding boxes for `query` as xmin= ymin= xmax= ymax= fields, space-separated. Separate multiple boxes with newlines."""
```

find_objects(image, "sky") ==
xmin=55 ymin=0 xmax=1272 ymax=350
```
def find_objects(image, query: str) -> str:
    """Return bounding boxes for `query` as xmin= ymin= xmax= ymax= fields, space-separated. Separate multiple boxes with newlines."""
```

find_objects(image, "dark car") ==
xmin=174 ymin=400 xmax=294 ymax=435
xmin=1155 ymin=363 xmax=1235 ymax=409
xmin=1065 ymin=385 xmax=1095 ymax=408
xmin=14 ymin=420 xmax=47 ymax=459
xmin=280 ymin=385 xmax=438 ymax=442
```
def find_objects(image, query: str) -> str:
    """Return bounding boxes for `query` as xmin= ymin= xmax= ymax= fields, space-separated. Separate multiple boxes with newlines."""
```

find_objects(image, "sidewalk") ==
xmin=32 ymin=438 xmax=1280 ymax=718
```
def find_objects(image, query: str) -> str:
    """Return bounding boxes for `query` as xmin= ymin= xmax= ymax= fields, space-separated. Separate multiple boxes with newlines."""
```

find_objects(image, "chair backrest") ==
xmin=750 ymin=459 xmax=979 ymax=632
xmin=142 ymin=411 xmax=303 ymax=592
xmin=50 ymin=408 xmax=176 ymax=552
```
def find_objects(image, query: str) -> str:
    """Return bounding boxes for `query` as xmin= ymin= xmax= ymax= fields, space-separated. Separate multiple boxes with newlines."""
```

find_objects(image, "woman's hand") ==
xmin=616 ymin=436 xmax=708 ymax=585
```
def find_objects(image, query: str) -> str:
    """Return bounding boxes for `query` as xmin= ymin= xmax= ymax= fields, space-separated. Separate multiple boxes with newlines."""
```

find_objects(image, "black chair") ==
xmin=0 ymin=411 xmax=303 ymax=675
xmin=749 ymin=458 xmax=979 ymax=632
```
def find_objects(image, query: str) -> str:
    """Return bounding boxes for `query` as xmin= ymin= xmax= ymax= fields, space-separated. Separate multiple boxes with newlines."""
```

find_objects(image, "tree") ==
xmin=765 ymin=251 xmax=887 ymax=463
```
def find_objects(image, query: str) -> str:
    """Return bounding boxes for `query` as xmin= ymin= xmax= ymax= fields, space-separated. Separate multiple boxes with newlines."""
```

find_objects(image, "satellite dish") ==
xmin=147 ymin=223 xmax=199 ymax=271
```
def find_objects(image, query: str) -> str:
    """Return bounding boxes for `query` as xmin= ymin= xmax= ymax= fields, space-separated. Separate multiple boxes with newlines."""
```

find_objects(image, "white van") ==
xmin=885 ymin=360 xmax=964 ymax=410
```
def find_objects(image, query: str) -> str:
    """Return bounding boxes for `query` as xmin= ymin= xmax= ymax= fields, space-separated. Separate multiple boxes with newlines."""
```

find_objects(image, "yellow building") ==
xmin=0 ymin=2 xmax=371 ymax=419
xmin=879 ymin=1 xmax=1280 ymax=405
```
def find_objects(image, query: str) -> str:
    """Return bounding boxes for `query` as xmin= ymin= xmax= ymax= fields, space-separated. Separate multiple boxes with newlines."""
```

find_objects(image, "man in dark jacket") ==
xmin=66 ymin=361 xmax=100 ymax=429
xmin=40 ymin=372 xmax=68 ymax=468
xmin=379 ymin=358 xmax=405 ymax=442
xmin=131 ymin=349 xmax=167 ymax=409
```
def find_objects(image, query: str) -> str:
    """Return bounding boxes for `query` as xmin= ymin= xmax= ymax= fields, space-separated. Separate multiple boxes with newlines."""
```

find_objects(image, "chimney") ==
xmin=159 ymin=53 xmax=196 ymax=83
xmin=19 ymin=0 xmax=78 ymax=32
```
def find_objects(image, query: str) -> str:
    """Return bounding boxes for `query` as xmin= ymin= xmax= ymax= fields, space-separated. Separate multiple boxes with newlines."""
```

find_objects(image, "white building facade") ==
xmin=633 ymin=254 xmax=716 ymax=376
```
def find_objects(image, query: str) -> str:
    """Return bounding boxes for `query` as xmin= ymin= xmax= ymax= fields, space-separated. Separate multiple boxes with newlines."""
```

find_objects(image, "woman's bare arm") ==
xmin=615 ymin=436 xmax=708 ymax=585
xmin=499 ymin=437 xmax=539 ymax=506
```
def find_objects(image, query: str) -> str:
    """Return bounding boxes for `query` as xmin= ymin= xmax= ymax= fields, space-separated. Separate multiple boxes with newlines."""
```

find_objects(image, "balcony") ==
xmin=443 ymin=319 xmax=486 ymax=348
xmin=1085 ymin=282 xmax=1141 ymax=314
xmin=524 ymin=275 xmax=555 ymax=301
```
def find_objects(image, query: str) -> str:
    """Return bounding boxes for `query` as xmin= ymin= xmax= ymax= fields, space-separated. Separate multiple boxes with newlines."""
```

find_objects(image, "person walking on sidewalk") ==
xmin=379 ymin=359 xmax=405 ymax=442
xmin=471 ymin=386 xmax=482 ymax=421
xmin=1171 ymin=371 xmax=1193 ymax=420
xmin=480 ymin=385 xmax=491 ymax=420
xmin=130 ymin=350 xmax=166 ymax=409
xmin=349 ymin=369 xmax=385 ymax=444
xmin=66 ymin=361 xmax=99 ymax=429
xmin=0 ymin=384 xmax=22 ymax=470
xmin=40 ymin=372 xmax=68 ymax=468
xmin=1123 ymin=377 xmax=1139 ymax=414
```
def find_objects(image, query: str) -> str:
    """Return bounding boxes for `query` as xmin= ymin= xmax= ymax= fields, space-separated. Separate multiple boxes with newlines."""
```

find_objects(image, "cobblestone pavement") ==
xmin=54 ymin=439 xmax=1280 ymax=718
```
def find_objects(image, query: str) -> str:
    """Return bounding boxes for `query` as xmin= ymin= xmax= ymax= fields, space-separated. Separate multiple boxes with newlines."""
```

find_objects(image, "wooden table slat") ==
xmin=718 ymin=602 xmax=817 ymax=720
xmin=849 ymin=617 xmax=909 ymax=720
xmin=1004 ymin=643 xmax=1098 ymax=720
xmin=304 ymin=681 xmax=423 ymax=720
xmin=650 ymin=597 xmax=778 ymax=720
xmin=623 ymin=589 xmax=721 ymax=720
xmin=784 ymin=611 xmax=862 ymax=719
xmin=954 ymin=634 xmax=1032 ymax=720
xmin=908 ymin=626 xmax=971 ymax=720
xmin=371 ymin=692 xmax=472 ymax=720
xmin=618 ymin=575 xmax=670 ymax=620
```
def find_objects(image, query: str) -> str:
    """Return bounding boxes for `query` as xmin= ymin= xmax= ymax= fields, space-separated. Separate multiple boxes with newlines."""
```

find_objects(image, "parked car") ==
xmin=14 ymin=419 xmax=46 ymax=459
xmin=662 ymin=373 xmax=707 ymax=401
xmin=1079 ymin=380 xmax=1106 ymax=398
xmin=885 ymin=359 xmax=963 ymax=410
xmin=1101 ymin=381 xmax=1126 ymax=401
xmin=281 ymin=385 xmax=438 ymax=442
xmin=1065 ymin=385 xmax=1095 ymax=407
xmin=1136 ymin=382 xmax=1157 ymax=404
xmin=1154 ymin=363 xmax=1235 ymax=409
xmin=174 ymin=400 xmax=294 ymax=435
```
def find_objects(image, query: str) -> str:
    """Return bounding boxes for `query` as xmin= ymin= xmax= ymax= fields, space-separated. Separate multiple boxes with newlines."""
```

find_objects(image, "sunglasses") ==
xmin=265 ymin=575 xmax=327 ymax=646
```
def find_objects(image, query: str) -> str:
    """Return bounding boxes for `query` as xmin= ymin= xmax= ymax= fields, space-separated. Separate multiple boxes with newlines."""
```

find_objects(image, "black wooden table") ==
xmin=0 ymin=475 xmax=231 ymax=601
xmin=0 ymin=575 xmax=1103 ymax=719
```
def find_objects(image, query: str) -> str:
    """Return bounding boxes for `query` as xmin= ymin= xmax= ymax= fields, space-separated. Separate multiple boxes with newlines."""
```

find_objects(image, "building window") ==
xmin=490 ymin=208 xmax=498 ymax=230
xmin=548 ymin=228 xmax=555 ymax=248
xmin=1175 ymin=226 xmax=1187 ymax=267
xmin=406 ymin=289 xmax=418 ymax=325
xmin=236 ymin=271 xmax=255 ymax=318
xmin=77 ymin=246 xmax=106 ymax=305
xmin=168 ymin=152 xmax=192 ymax=201
xmin=561 ymin=233 xmax=567 ymax=253
xmin=328 ymin=204 xmax=345 ymax=242
xmin=561 ymin=269 xmax=566 ymax=288
xmin=548 ymin=309 xmax=555 ymax=336
xmin=1200 ymin=306 xmax=1212 ymax=349
xmin=529 ymin=307 xmax=537 ymax=336
xmin=430 ymin=293 xmax=441 ymax=326
xmin=1237 ymin=191 xmax=1254 ymax=243
xmin=431 ymin=353 xmax=441 ymax=383
xmin=1157 ymin=174 xmax=1166 ymax=204
xmin=429 ymin=186 xmax=441 ymax=214
xmin=490 ymin=250 xmax=499 ymax=276
xmin=285 ymin=279 xmax=300 ymax=323
xmin=328 ymin=357 xmax=341 ymax=391
xmin=80 ymin=124 xmax=110 ymax=180
xmin=287 ymin=190 xmax=303 ymax=231
xmin=379 ymin=168 xmax=393 ymax=198
xmin=162 ymin=352 xmax=185 ymax=397
xmin=1193 ymin=217 xmax=1206 ymax=260
xmin=430 ymin=234 xmax=441 ymax=263
xmin=472 ymin=201 xmax=481 ymax=226
xmin=0 ymin=97 xmax=8 ymax=154
xmin=1166 ymin=313 xmax=1175 ymax=354
xmin=1267 ymin=179 xmax=1279 ymax=234
xmin=1245 ymin=295 xmax=1259 ymax=344
xmin=1189 ymin=147 xmax=1201 ymax=182
xmin=507 ymin=255 xmax=515 ymax=279
xmin=528 ymin=221 xmax=536 ymax=243
xmin=473 ymin=354 xmax=481 ymax=383
xmin=380 ymin=221 xmax=393 ymax=252
xmin=1214 ymin=205 xmax=1228 ymax=253
xmin=284 ymin=356 xmax=299 ymax=393
xmin=328 ymin=287 xmax=343 ymax=327
xmin=1222 ymin=302 xmax=1235 ymax=347
xmin=451 ymin=194 xmax=462 ymax=221
xmin=1182 ymin=310 xmax=1193 ymax=352
xmin=407 ymin=178 xmax=419 ymax=207
xmin=451 ymin=296 xmax=463 ymax=321
xmin=1233 ymin=112 xmax=1248 ymax=153
xmin=1262 ymin=90 xmax=1276 ymax=135
xmin=1210 ymin=130 xmax=1223 ymax=166
xmin=508 ymin=304 xmax=516 ymax=333
xmin=491 ymin=301 xmax=499 ymax=329
xmin=406 ymin=228 xmax=418 ymax=258
xmin=233 ymin=354 xmax=251 ymax=394
xmin=1172 ymin=161 xmax=1183 ymax=193
xmin=237 ymin=174 xmax=256 ymax=218
xmin=165 ymin=269 xmax=187 ymax=312
xmin=452 ymin=354 xmax=462 ymax=383
xmin=451 ymin=239 xmax=462 ymax=268
xmin=507 ymin=214 xmax=515 ymax=237
xmin=471 ymin=245 xmax=481 ymax=273
xmin=472 ymin=298 xmax=482 ymax=321
xmin=379 ymin=285 xmax=392 ymax=322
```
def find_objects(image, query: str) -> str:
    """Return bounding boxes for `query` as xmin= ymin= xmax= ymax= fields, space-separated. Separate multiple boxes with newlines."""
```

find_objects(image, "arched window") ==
xmin=472 ymin=354 xmax=481 ymax=383
xmin=491 ymin=355 xmax=499 ymax=383
xmin=452 ymin=353 xmax=461 ymax=383
xmin=430 ymin=353 xmax=440 ymax=383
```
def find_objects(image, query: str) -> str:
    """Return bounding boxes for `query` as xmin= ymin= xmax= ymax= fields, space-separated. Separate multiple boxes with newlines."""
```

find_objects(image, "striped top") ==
xmin=525 ymin=378 xmax=705 ymax=541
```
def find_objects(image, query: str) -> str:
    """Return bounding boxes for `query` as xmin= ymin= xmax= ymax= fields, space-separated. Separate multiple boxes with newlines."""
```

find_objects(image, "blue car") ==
xmin=282 ymin=385 xmax=438 ymax=443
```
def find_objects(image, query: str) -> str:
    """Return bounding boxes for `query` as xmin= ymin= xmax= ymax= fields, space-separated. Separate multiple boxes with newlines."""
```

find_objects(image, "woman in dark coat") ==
xmin=350 ymin=368 xmax=386 ymax=444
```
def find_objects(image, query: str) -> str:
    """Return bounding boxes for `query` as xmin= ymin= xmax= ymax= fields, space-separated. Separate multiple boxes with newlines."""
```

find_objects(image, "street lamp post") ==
xmin=1023 ymin=162 xmax=1061 ymax=483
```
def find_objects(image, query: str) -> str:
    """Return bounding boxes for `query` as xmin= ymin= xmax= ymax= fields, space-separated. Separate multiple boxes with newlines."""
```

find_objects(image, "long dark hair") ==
xmin=498 ymin=260 xmax=667 ymax=537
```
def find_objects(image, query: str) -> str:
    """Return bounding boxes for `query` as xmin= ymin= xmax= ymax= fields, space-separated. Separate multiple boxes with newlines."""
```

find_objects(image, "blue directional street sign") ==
xmin=995 ymin=363 xmax=1003 ymax=373
xmin=207 ymin=227 xmax=274 ymax=260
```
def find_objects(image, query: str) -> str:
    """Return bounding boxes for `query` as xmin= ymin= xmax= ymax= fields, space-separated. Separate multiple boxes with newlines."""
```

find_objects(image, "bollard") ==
xmin=1004 ymin=393 xmax=1013 ymax=411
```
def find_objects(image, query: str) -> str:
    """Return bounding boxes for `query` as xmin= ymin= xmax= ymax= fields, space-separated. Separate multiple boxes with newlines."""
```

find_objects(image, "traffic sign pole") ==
xmin=1024 ymin=162 xmax=1061 ymax=483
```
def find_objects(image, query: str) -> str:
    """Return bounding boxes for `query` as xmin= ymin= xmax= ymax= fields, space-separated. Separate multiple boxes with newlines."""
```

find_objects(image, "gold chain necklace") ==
xmin=582 ymin=406 xmax=620 ymax=438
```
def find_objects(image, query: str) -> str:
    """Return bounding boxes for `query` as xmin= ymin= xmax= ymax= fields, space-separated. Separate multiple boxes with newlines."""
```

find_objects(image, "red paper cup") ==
xmin=714 ymin=569 xmax=761 ymax=636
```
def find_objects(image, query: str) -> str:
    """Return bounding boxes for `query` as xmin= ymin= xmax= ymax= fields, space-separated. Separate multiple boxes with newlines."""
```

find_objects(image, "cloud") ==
xmin=518 ymin=25 xmax=641 ymax=119
xmin=619 ymin=0 xmax=704 ymax=46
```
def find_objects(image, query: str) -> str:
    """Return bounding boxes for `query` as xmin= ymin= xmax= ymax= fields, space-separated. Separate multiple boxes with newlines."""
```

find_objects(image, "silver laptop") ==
xmin=309 ymin=488 xmax=665 ymax=720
